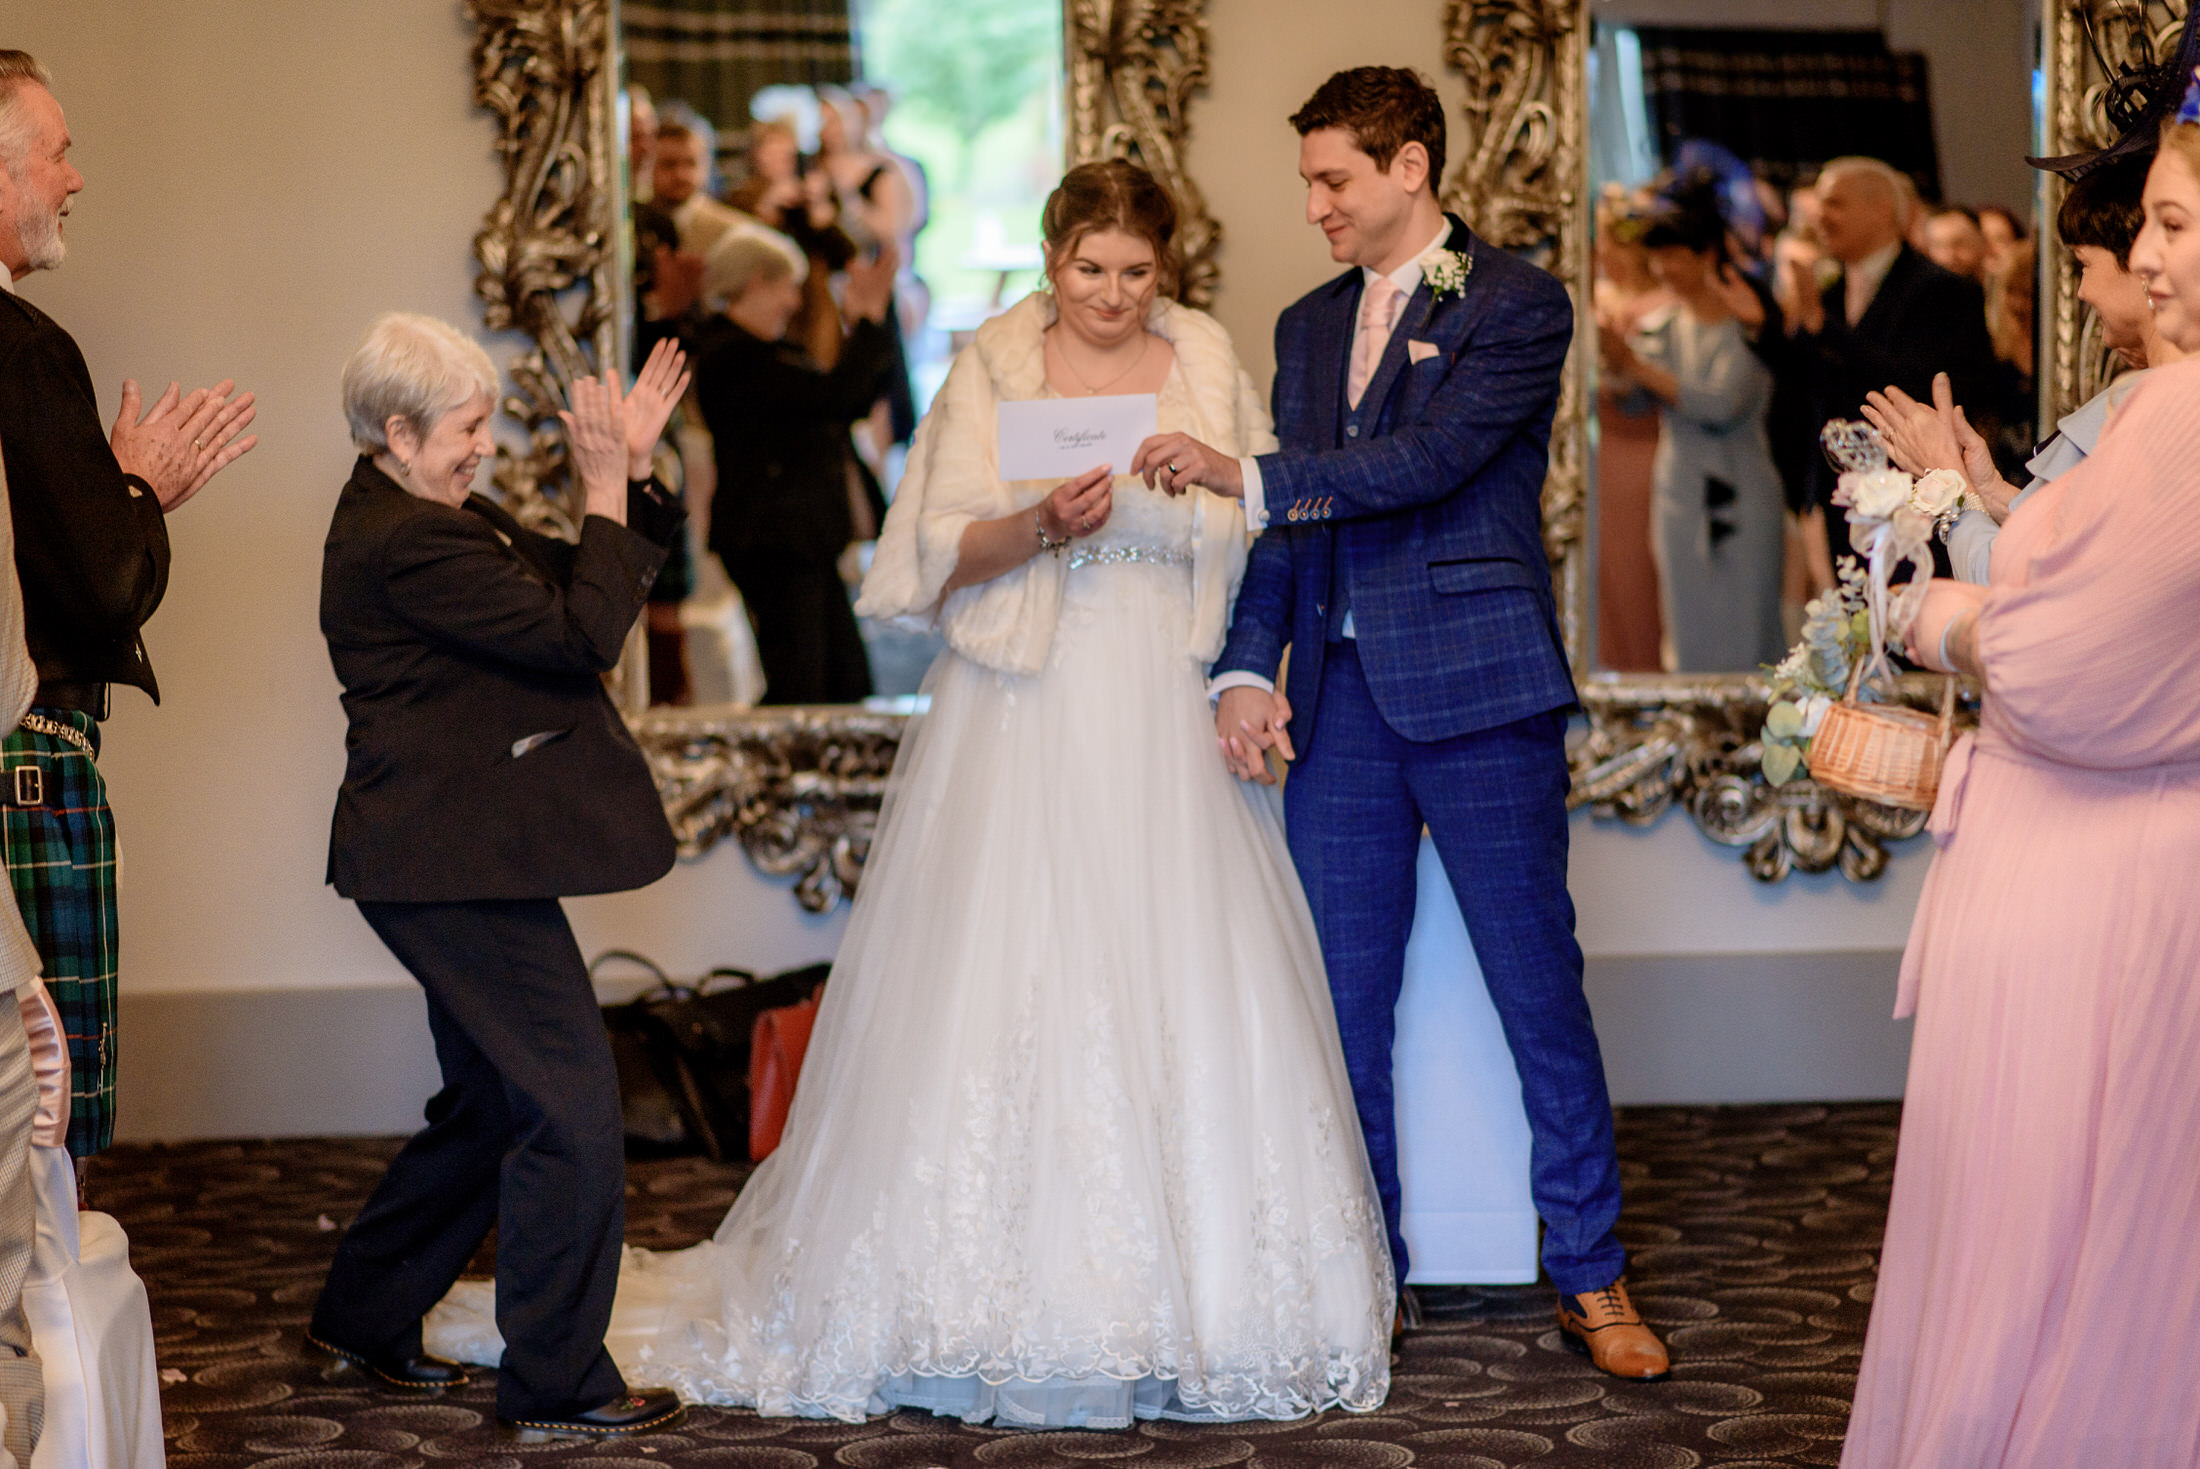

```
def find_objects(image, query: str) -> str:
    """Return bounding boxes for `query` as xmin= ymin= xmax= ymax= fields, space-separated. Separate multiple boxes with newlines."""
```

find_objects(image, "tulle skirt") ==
xmin=428 ymin=557 xmax=1395 ymax=1426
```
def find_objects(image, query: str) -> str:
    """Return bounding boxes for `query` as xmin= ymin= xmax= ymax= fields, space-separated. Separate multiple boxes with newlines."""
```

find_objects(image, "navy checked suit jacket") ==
xmin=1213 ymin=216 xmax=1577 ymax=753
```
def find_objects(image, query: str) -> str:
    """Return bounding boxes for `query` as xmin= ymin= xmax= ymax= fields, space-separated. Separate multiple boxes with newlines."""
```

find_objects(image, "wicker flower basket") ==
xmin=1805 ymin=664 xmax=1958 ymax=811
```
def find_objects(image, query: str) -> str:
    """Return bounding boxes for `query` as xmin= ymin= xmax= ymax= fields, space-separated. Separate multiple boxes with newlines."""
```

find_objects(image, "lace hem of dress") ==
xmin=642 ymin=1346 xmax=1390 ymax=1426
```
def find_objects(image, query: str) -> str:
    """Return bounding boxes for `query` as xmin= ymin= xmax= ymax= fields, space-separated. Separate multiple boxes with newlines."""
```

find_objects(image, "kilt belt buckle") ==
xmin=8 ymin=765 xmax=39 ymax=809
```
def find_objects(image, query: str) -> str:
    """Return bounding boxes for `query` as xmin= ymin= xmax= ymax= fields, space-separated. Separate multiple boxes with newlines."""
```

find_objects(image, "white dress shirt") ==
xmin=1841 ymin=239 xmax=1903 ymax=328
xmin=1210 ymin=221 xmax=1453 ymax=701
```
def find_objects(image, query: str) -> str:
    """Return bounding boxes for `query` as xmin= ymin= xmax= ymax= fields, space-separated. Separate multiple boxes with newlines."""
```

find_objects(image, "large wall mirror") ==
xmin=467 ymin=0 xmax=2127 ymax=908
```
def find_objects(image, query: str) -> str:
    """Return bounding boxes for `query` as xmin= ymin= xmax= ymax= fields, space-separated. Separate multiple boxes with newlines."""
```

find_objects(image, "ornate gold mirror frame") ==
xmin=465 ymin=0 xmax=2088 ymax=907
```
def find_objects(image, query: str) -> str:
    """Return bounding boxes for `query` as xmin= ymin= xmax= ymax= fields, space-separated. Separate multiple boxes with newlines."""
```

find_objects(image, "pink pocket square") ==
xmin=1407 ymin=340 xmax=1441 ymax=364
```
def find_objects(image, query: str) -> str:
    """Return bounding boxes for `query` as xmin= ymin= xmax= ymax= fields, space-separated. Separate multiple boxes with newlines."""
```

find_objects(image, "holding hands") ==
xmin=109 ymin=378 xmax=259 ymax=512
xmin=1216 ymin=685 xmax=1295 ymax=784
xmin=1131 ymin=432 xmax=1243 ymax=499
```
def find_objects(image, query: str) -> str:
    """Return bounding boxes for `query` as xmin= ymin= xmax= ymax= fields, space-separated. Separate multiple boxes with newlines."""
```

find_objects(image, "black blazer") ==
xmin=694 ymin=317 xmax=892 ymax=566
xmin=319 ymin=458 xmax=683 ymax=902
xmin=1800 ymin=247 xmax=2000 ymax=516
xmin=0 ymin=289 xmax=172 ymax=700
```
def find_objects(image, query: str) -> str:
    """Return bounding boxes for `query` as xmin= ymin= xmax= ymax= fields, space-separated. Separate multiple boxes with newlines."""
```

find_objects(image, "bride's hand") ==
xmin=1216 ymin=686 xmax=1294 ymax=784
xmin=1039 ymin=465 xmax=1113 ymax=540
xmin=1131 ymin=432 xmax=1243 ymax=498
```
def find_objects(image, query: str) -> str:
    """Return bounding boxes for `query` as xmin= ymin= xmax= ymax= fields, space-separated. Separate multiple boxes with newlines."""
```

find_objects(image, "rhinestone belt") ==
xmin=18 ymin=712 xmax=95 ymax=758
xmin=1065 ymin=545 xmax=1190 ymax=571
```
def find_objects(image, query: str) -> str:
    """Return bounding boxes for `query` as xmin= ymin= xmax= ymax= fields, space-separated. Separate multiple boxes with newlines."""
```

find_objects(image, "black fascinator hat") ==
xmin=1640 ymin=170 xmax=1728 ymax=253
xmin=2029 ymin=0 xmax=2200 ymax=178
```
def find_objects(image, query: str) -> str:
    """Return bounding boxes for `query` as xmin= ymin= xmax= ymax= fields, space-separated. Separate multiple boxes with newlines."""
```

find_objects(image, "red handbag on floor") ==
xmin=746 ymin=984 xmax=823 ymax=1162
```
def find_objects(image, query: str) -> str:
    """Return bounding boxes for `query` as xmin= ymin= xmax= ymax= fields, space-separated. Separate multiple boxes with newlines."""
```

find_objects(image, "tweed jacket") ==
xmin=0 ymin=287 xmax=171 ymax=701
xmin=1213 ymin=215 xmax=1576 ymax=750
xmin=320 ymin=458 xmax=682 ymax=903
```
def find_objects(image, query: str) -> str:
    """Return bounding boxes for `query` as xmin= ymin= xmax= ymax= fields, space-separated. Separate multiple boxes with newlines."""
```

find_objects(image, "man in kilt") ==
xmin=0 ymin=52 xmax=257 ymax=1161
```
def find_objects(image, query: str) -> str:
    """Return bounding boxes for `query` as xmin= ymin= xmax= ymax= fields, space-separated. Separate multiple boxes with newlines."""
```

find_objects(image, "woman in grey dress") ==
xmin=1598 ymin=200 xmax=1785 ymax=672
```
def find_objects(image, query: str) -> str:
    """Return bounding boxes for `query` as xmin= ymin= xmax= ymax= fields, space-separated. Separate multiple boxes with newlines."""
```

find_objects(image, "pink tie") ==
xmin=1348 ymin=275 xmax=1403 ymax=409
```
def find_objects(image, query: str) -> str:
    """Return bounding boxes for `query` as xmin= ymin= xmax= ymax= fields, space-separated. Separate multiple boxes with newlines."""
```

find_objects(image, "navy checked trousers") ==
xmin=1282 ymin=641 xmax=1625 ymax=1294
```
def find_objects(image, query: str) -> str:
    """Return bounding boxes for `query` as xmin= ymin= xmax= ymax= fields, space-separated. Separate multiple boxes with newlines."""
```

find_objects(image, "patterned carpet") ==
xmin=109 ymin=1102 xmax=1897 ymax=1468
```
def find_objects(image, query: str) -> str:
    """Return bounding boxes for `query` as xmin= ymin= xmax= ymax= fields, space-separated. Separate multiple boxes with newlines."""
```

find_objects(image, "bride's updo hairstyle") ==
xmin=1041 ymin=160 xmax=1181 ymax=299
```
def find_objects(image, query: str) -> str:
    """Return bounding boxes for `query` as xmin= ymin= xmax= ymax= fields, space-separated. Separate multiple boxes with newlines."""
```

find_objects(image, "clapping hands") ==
xmin=109 ymin=378 xmax=259 ymax=512
xmin=559 ymin=340 xmax=693 ymax=525
xmin=1862 ymin=372 xmax=2013 ymax=521
xmin=622 ymin=339 xmax=692 ymax=478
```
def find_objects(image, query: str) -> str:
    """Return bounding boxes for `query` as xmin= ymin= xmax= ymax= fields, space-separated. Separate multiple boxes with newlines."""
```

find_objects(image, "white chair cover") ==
xmin=23 ymin=1147 xmax=163 ymax=1469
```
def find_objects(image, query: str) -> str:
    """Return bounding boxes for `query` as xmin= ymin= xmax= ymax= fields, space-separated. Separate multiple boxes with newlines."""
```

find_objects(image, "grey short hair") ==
xmin=702 ymin=227 xmax=805 ymax=311
xmin=1820 ymin=156 xmax=1913 ymax=228
xmin=0 ymin=52 xmax=53 ymax=176
xmin=341 ymin=313 xmax=498 ymax=454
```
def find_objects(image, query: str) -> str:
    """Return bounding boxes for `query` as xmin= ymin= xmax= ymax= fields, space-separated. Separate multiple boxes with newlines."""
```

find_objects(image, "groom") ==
xmin=1134 ymin=67 xmax=1666 ymax=1379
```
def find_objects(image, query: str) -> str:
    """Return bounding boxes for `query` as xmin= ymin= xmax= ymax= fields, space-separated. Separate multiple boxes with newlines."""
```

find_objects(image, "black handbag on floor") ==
xmin=595 ymin=950 xmax=833 ymax=1163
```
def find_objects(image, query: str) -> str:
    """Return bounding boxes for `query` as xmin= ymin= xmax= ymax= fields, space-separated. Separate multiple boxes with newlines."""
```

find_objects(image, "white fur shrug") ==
xmin=855 ymin=291 xmax=1277 ymax=674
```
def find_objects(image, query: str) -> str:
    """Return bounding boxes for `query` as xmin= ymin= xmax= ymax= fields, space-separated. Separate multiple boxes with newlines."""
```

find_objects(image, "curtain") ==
xmin=624 ymin=0 xmax=857 ymax=132
xmin=1633 ymin=28 xmax=1941 ymax=199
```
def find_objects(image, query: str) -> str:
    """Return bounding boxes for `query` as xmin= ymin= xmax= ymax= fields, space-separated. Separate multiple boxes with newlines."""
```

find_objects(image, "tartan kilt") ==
xmin=0 ymin=710 xmax=116 ymax=1158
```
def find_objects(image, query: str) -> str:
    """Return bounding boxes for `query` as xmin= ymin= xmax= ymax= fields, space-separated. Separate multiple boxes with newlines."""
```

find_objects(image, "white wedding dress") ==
xmin=429 ymin=351 xmax=1394 ymax=1429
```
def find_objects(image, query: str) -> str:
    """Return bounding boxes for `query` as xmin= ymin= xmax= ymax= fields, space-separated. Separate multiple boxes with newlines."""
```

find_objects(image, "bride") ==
xmin=433 ymin=160 xmax=1394 ymax=1428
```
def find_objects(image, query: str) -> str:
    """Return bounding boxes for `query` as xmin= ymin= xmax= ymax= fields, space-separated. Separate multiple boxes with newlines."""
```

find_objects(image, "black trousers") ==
xmin=311 ymin=898 xmax=627 ymax=1421
xmin=724 ymin=554 xmax=873 ymax=705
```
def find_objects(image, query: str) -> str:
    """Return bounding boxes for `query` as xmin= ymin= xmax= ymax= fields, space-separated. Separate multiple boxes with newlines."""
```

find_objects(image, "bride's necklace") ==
xmin=1050 ymin=329 xmax=1149 ymax=396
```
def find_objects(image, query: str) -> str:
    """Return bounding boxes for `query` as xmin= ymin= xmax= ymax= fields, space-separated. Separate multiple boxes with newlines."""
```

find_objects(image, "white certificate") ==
xmin=996 ymin=392 xmax=1158 ymax=481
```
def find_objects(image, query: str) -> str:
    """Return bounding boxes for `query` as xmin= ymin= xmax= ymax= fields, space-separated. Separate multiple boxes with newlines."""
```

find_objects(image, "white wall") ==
xmin=5 ymin=0 xmax=1938 ymax=1139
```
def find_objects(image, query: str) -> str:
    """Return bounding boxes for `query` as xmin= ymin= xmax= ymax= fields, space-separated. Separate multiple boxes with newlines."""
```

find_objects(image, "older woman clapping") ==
xmin=306 ymin=316 xmax=692 ymax=1445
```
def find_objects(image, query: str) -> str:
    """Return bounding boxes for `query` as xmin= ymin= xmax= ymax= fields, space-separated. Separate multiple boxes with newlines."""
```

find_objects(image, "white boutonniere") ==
xmin=1423 ymin=246 xmax=1473 ymax=299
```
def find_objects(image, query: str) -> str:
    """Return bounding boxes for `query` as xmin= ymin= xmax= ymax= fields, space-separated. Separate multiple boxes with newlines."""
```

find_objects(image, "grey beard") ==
xmin=12 ymin=206 xmax=63 ymax=273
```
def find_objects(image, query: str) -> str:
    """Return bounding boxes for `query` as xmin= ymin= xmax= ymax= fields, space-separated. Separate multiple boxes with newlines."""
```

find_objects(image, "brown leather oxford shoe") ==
xmin=1555 ymin=1278 xmax=1670 ymax=1380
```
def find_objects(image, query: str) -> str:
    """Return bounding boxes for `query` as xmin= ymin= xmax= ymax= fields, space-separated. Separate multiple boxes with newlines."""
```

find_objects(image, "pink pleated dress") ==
xmin=1842 ymin=359 xmax=2200 ymax=1468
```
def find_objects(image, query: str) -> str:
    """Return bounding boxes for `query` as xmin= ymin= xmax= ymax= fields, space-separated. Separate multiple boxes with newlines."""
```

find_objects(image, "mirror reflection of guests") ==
xmin=308 ymin=319 xmax=692 ymax=1445
xmin=427 ymin=159 xmax=1394 ymax=1427
xmin=725 ymin=118 xmax=859 ymax=370
xmin=1864 ymin=151 xmax=2187 ymax=585
xmin=1591 ymin=186 xmax=1669 ymax=671
xmin=816 ymin=88 xmax=917 ymax=455
xmin=1600 ymin=182 xmax=1785 ymax=672
xmin=1844 ymin=103 xmax=2200 ymax=1466
xmin=693 ymin=231 xmax=896 ymax=704
xmin=1786 ymin=157 xmax=2001 ymax=572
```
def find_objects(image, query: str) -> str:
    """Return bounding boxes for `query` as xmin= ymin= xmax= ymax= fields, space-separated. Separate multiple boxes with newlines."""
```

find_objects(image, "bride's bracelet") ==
xmin=1034 ymin=508 xmax=1070 ymax=557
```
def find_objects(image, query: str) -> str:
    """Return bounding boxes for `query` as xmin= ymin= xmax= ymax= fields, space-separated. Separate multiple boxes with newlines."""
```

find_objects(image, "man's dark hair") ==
xmin=1290 ymin=67 xmax=1446 ymax=188
xmin=2058 ymin=151 xmax=2150 ymax=267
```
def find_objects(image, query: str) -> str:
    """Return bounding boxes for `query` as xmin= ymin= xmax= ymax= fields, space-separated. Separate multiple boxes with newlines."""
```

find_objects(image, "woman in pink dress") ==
xmin=1840 ymin=115 xmax=2200 ymax=1469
